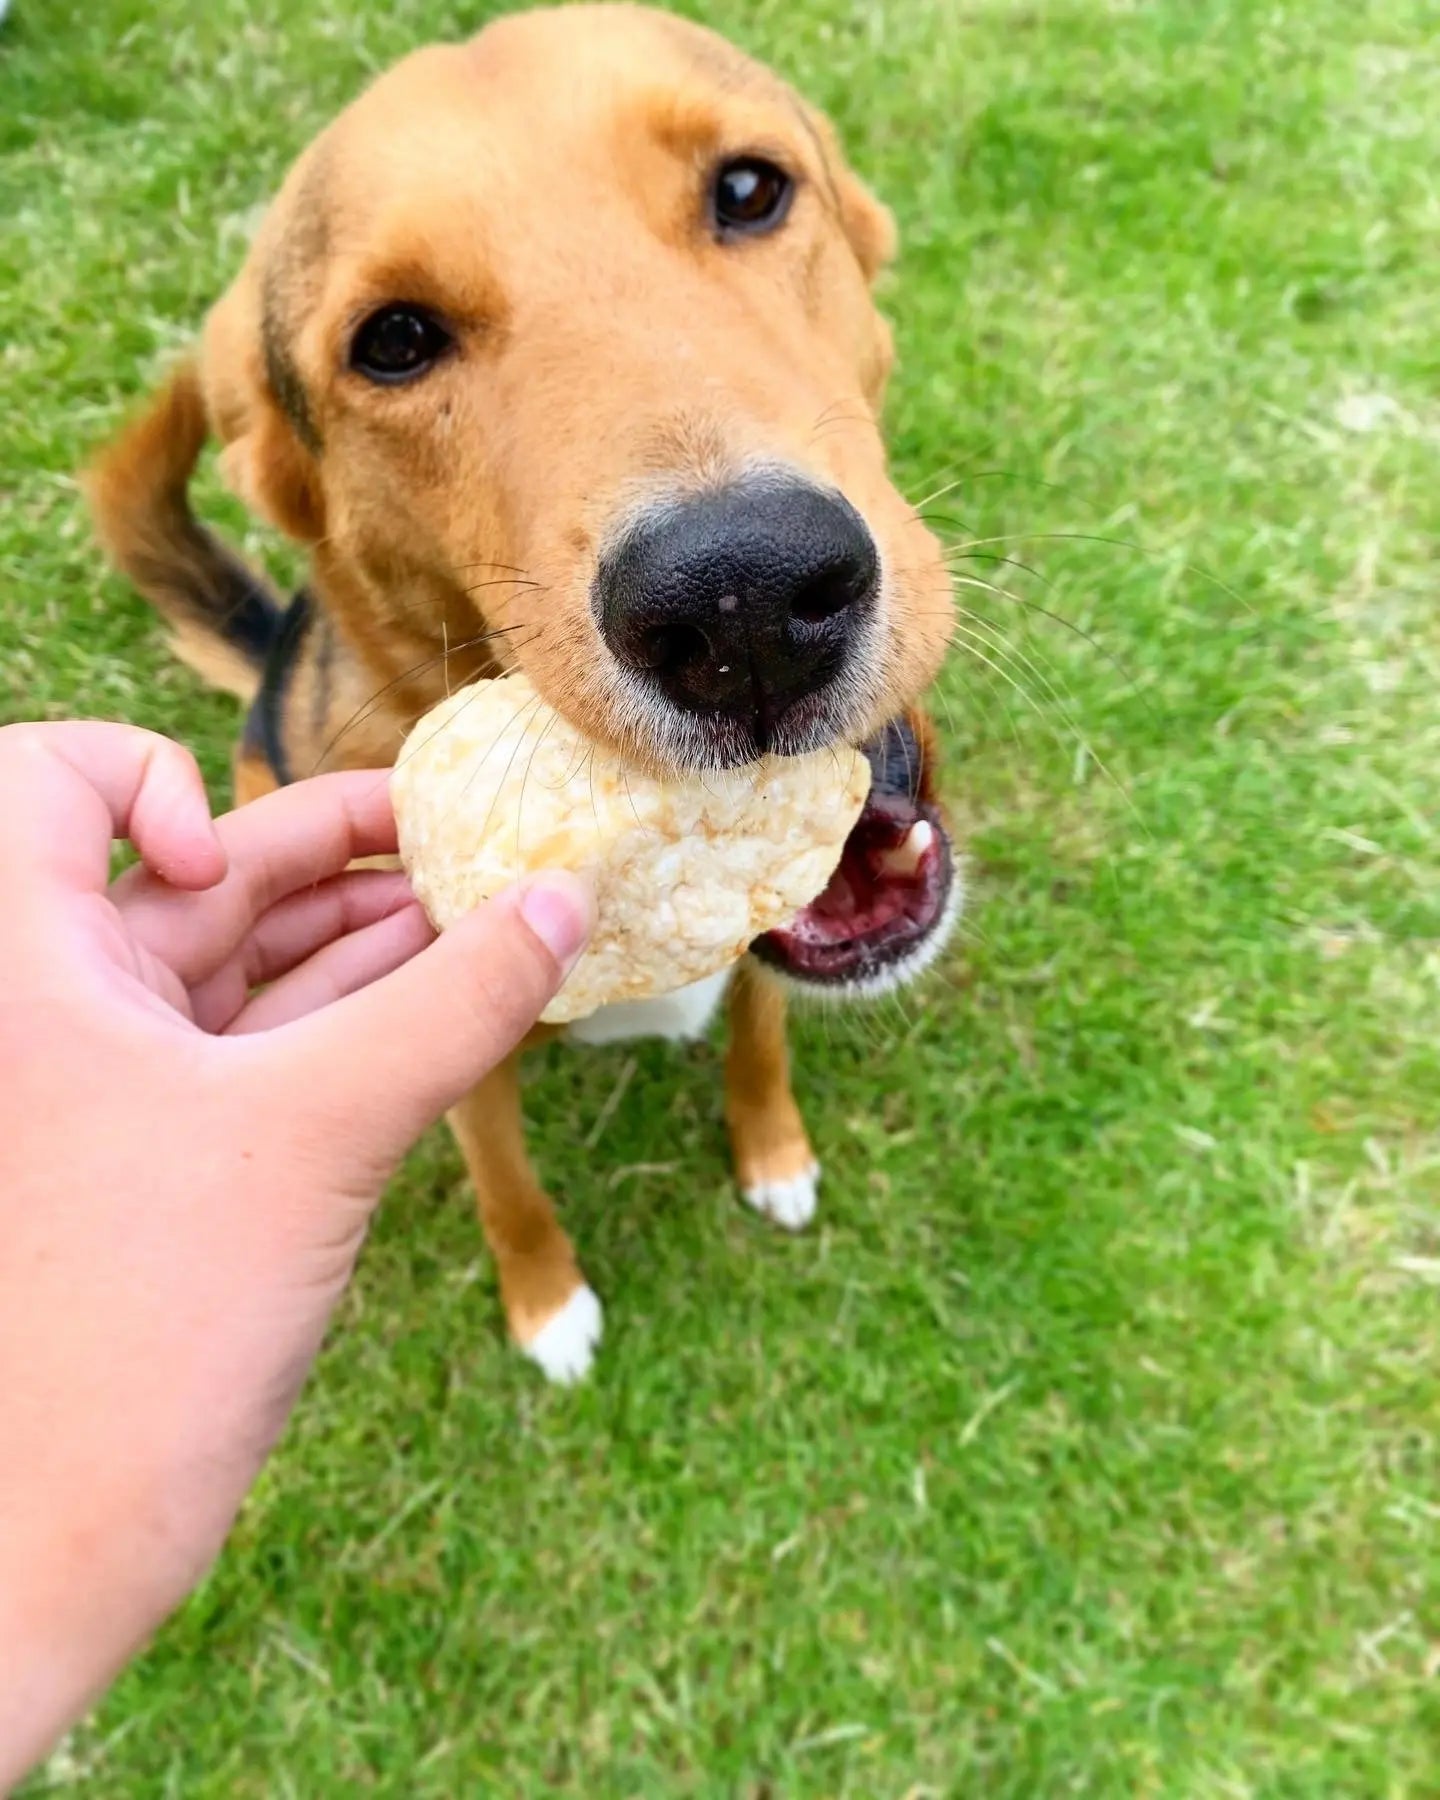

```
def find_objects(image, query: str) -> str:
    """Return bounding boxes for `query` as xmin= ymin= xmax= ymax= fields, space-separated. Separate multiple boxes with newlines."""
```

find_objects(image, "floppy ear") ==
xmin=801 ymin=106 xmax=898 ymax=406
xmin=200 ymin=260 xmax=326 ymax=544
xmin=835 ymin=166 xmax=898 ymax=284
xmin=805 ymin=107 xmax=898 ymax=284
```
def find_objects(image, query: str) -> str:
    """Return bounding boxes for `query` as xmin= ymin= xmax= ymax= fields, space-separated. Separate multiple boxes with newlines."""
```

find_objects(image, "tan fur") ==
xmin=232 ymin=748 xmax=280 ymax=809
xmin=725 ymin=962 xmax=815 ymax=1189
xmin=447 ymin=1045 xmax=586 ymax=1349
xmin=87 ymin=4 xmax=954 ymax=1363
xmin=85 ymin=364 xmax=273 ymax=702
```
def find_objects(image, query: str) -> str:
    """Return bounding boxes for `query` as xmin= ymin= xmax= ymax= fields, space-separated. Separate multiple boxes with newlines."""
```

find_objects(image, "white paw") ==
xmin=743 ymin=1161 xmax=820 ymax=1232
xmin=520 ymin=1284 xmax=603 ymax=1384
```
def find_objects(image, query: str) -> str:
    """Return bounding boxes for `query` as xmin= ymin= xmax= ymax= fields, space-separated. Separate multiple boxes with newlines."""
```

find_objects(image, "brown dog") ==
xmin=87 ymin=3 xmax=958 ymax=1380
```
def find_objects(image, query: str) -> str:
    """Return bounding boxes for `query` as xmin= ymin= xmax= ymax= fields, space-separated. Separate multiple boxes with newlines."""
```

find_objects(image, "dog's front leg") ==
xmin=724 ymin=960 xmax=820 ymax=1231
xmin=447 ymin=1047 xmax=601 ymax=1383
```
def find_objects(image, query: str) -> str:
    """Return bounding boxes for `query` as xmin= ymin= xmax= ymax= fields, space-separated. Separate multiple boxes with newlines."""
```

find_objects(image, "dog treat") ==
xmin=391 ymin=673 xmax=870 ymax=1024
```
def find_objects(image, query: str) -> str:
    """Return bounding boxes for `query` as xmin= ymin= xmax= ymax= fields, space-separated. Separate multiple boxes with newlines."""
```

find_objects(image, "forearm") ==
xmin=0 ymin=1575 xmax=139 ymax=1792
xmin=0 ymin=1486 xmax=207 ymax=1792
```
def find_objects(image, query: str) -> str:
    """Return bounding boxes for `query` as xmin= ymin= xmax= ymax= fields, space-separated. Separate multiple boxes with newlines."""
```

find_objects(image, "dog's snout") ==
xmin=595 ymin=478 xmax=878 ymax=743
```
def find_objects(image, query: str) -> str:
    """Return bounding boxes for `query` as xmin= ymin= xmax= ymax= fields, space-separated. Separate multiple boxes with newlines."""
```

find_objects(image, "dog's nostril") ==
xmin=790 ymin=568 xmax=863 ymax=628
xmin=641 ymin=620 xmax=711 ymax=676
xmin=595 ymin=478 xmax=879 ymax=740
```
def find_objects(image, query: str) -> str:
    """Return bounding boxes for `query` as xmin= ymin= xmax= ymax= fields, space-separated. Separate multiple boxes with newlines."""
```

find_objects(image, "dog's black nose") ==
xmin=595 ymin=477 xmax=878 ymax=744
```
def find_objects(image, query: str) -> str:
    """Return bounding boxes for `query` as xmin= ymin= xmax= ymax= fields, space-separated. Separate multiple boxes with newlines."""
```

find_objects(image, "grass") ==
xmin=4 ymin=0 xmax=1439 ymax=1792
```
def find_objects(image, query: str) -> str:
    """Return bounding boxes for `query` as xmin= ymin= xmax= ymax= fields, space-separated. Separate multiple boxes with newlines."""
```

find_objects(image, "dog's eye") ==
xmin=350 ymin=306 xmax=452 ymax=383
xmin=712 ymin=158 xmax=793 ymax=237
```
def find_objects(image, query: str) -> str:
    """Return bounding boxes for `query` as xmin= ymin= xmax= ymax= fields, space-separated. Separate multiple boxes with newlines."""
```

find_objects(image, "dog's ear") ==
xmin=200 ymin=260 xmax=326 ymax=544
xmin=805 ymin=107 xmax=898 ymax=284
xmin=835 ymin=166 xmax=898 ymax=285
xmin=801 ymin=106 xmax=898 ymax=404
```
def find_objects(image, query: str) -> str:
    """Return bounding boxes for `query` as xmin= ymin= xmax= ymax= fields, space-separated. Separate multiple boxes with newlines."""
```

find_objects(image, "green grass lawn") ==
xmin=4 ymin=0 xmax=1439 ymax=1792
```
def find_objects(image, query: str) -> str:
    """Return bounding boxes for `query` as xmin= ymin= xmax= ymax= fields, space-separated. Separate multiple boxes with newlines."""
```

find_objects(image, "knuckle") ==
xmin=147 ymin=733 xmax=203 ymax=796
xmin=455 ymin=927 xmax=556 ymax=1032
xmin=0 ymin=724 xmax=53 ymax=769
xmin=168 ymin=740 xmax=203 ymax=784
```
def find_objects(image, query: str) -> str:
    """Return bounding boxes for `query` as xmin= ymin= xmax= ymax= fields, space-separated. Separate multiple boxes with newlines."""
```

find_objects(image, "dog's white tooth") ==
xmin=878 ymin=819 xmax=933 ymax=878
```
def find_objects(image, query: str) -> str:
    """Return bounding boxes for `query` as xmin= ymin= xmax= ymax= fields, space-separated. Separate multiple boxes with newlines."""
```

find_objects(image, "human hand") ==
xmin=0 ymin=722 xmax=592 ymax=1789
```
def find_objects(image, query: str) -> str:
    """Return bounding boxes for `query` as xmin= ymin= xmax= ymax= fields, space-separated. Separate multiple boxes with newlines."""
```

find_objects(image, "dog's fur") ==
xmin=86 ymin=4 xmax=954 ymax=1380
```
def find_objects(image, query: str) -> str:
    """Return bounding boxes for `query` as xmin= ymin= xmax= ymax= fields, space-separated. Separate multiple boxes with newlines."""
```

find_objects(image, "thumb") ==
xmin=270 ymin=871 xmax=594 ymax=1166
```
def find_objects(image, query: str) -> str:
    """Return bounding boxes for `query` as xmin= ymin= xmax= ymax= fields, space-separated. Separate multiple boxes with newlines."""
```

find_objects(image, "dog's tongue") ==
xmin=775 ymin=802 xmax=944 ymax=972
xmin=750 ymin=713 xmax=952 ymax=984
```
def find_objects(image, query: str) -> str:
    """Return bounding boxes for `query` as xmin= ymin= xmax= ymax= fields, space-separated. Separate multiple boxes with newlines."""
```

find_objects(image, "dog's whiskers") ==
xmin=932 ymin=600 xmax=1139 ymax=820
xmin=807 ymin=397 xmax=875 ymax=449
xmin=461 ymin=576 xmax=547 ymax=599
xmin=925 ymin=525 xmax=1251 ymax=614
xmin=388 ymin=634 xmax=546 ymax=784
xmin=309 ymin=623 xmax=534 ymax=776
xmin=512 ymin=706 xmax=565 ymax=860
xmin=948 ymin=601 xmax=1085 ymax=736
xmin=942 ymin=565 xmax=1148 ymax=709
xmin=447 ymin=558 xmax=536 ymax=577
xmin=455 ymin=692 xmax=551 ymax=861
xmin=907 ymin=466 xmax=1068 ymax=514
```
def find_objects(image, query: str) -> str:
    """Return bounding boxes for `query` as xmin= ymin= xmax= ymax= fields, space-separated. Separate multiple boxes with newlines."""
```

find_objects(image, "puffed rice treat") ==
xmin=391 ymin=673 xmax=869 ymax=1023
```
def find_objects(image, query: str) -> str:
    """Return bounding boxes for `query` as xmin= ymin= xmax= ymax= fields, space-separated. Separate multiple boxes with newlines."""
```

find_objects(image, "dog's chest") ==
xmin=564 ymin=968 xmax=732 ymax=1047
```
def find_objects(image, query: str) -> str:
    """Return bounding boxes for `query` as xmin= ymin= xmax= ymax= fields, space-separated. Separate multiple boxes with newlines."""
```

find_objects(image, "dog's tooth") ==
xmin=879 ymin=819 xmax=933 ymax=878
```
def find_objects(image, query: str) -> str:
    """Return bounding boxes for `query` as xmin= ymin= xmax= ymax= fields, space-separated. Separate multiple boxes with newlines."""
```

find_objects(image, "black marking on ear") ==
xmin=261 ymin=291 xmax=321 ymax=455
xmin=242 ymin=587 xmax=313 ymax=786
xmin=258 ymin=154 xmax=332 ymax=456
xmin=130 ymin=537 xmax=280 ymax=667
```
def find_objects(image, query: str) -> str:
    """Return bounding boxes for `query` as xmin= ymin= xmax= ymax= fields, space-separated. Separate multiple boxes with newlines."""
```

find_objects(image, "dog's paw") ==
xmin=519 ymin=1283 xmax=603 ymax=1384
xmin=743 ymin=1160 xmax=820 ymax=1232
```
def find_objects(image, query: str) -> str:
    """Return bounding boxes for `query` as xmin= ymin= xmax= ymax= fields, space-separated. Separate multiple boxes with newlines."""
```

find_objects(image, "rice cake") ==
xmin=391 ymin=673 xmax=869 ymax=1023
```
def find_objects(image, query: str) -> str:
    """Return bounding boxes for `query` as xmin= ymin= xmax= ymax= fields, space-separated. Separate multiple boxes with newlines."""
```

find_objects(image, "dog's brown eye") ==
xmin=350 ymin=305 xmax=452 ymax=383
xmin=712 ymin=158 xmax=793 ymax=237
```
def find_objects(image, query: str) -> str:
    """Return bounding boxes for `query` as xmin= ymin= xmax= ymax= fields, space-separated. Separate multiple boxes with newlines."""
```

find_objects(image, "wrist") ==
xmin=0 ymin=1475 xmax=215 ymax=1790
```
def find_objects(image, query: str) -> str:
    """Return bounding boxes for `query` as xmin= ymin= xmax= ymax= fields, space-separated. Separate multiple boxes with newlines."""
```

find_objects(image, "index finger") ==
xmin=113 ymin=767 xmax=405 ymax=986
xmin=0 ymin=721 xmax=225 ymax=897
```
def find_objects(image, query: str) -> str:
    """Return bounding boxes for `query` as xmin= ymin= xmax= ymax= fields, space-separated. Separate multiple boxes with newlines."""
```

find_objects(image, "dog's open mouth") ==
xmin=751 ymin=715 xmax=959 ymax=994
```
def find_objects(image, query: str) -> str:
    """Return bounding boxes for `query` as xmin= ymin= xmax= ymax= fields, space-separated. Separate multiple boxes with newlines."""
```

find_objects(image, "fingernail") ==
xmin=519 ymin=872 xmax=595 ymax=971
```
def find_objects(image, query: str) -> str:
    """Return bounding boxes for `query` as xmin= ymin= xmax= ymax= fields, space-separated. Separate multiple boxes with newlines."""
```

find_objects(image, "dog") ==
xmin=86 ymin=3 xmax=959 ymax=1382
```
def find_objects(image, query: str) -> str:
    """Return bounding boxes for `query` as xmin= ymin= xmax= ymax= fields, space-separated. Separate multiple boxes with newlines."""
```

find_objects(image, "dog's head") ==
xmin=203 ymin=3 xmax=957 ymax=993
